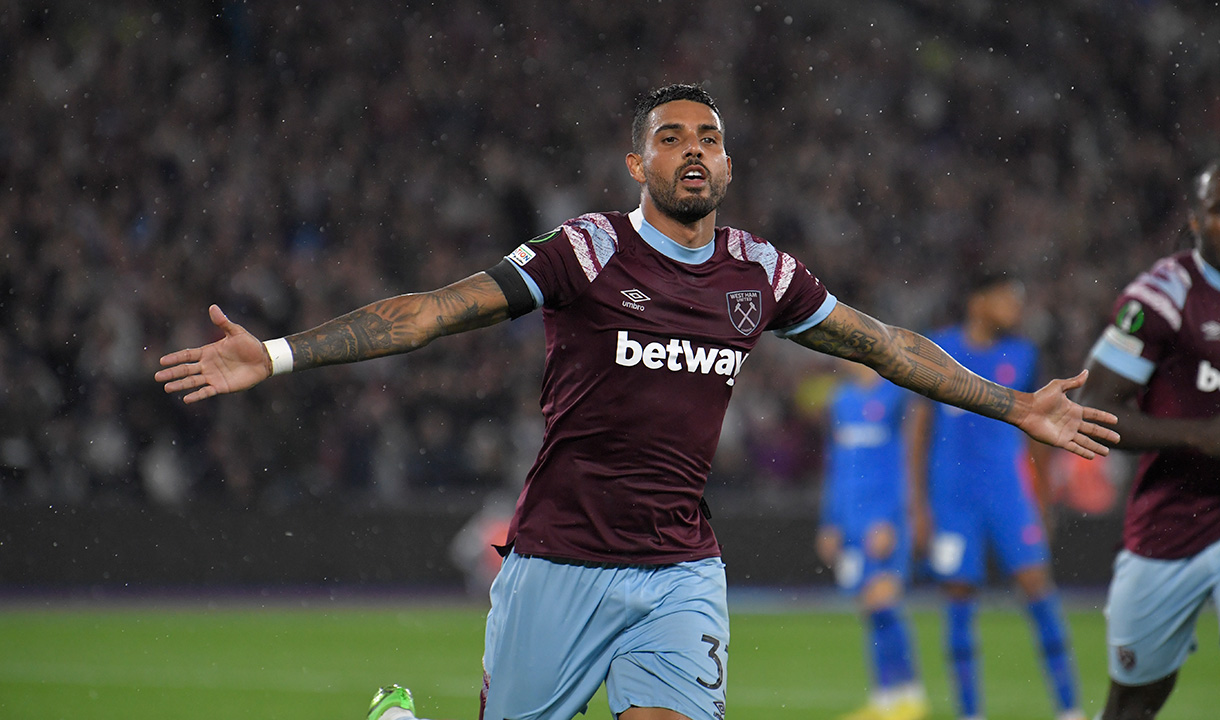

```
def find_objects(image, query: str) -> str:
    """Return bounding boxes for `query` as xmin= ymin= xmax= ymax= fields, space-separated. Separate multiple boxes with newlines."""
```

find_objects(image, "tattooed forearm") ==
xmin=428 ymin=280 xmax=504 ymax=336
xmin=794 ymin=304 xmax=1018 ymax=421
xmin=895 ymin=330 xmax=1016 ymax=417
xmin=283 ymin=273 xmax=511 ymax=370
xmin=934 ymin=358 xmax=1016 ymax=419
xmin=289 ymin=306 xmax=406 ymax=368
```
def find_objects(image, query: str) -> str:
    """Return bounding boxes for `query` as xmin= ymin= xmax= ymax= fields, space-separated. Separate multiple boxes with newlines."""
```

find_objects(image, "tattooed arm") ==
xmin=791 ymin=302 xmax=1120 ymax=459
xmin=287 ymin=273 xmax=509 ymax=367
xmin=156 ymin=272 xmax=510 ymax=404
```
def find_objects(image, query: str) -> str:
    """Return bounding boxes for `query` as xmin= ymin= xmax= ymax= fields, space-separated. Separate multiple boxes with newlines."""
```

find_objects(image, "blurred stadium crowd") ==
xmin=2 ymin=0 xmax=1218 ymax=510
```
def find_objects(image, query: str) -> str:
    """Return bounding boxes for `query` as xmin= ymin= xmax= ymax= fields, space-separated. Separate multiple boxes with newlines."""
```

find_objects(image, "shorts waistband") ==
xmin=515 ymin=552 xmax=663 ymax=570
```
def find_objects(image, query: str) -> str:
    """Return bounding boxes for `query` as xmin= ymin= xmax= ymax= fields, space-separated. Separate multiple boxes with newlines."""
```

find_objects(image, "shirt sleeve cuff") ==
xmin=773 ymin=293 xmax=839 ymax=338
xmin=1087 ymin=328 xmax=1155 ymax=384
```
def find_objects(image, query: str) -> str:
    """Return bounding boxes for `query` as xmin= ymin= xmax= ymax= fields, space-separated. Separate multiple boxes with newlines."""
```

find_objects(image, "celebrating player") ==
xmin=1077 ymin=160 xmax=1220 ymax=720
xmin=907 ymin=272 xmax=1087 ymax=720
xmin=817 ymin=359 xmax=928 ymax=720
xmin=156 ymin=84 xmax=1118 ymax=720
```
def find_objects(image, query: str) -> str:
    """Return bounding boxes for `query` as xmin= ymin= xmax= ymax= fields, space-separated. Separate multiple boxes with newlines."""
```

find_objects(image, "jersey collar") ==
xmin=628 ymin=207 xmax=716 ymax=265
xmin=1194 ymin=249 xmax=1220 ymax=291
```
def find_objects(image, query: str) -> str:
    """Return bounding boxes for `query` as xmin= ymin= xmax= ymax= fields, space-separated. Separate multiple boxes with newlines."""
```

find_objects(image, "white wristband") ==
xmin=263 ymin=338 xmax=294 ymax=376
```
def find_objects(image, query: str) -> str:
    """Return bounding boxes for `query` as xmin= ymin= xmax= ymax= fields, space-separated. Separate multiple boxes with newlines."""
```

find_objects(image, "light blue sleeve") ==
xmin=773 ymin=293 xmax=839 ymax=338
xmin=1088 ymin=330 xmax=1155 ymax=384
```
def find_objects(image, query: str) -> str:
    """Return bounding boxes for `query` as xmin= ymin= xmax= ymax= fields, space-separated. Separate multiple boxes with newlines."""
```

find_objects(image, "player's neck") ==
xmin=640 ymin=201 xmax=716 ymax=249
xmin=964 ymin=319 xmax=999 ymax=347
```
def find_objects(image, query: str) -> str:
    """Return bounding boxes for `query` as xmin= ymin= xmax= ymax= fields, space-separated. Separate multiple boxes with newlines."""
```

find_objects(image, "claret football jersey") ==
xmin=1088 ymin=249 xmax=1220 ymax=559
xmin=500 ymin=208 xmax=834 ymax=564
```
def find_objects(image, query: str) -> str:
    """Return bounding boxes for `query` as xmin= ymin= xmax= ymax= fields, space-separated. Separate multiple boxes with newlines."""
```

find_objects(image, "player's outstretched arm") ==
xmin=791 ymin=302 xmax=1119 ymax=459
xmin=156 ymin=272 xmax=511 ymax=404
xmin=1077 ymin=359 xmax=1220 ymax=456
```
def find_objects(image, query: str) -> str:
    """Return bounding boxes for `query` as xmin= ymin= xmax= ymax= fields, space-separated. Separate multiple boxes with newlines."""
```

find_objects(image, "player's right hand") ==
xmin=155 ymin=304 xmax=272 ymax=403
xmin=1193 ymin=415 xmax=1220 ymax=457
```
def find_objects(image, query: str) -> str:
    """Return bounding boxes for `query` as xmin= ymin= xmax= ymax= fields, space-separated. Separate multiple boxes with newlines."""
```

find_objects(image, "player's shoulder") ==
xmin=927 ymin=325 xmax=962 ymax=347
xmin=720 ymin=224 xmax=803 ymax=301
xmin=720 ymin=224 xmax=783 ymax=261
xmin=1135 ymin=250 xmax=1195 ymax=294
xmin=1002 ymin=333 xmax=1038 ymax=355
xmin=539 ymin=211 xmax=634 ymax=283
xmin=558 ymin=211 xmax=630 ymax=245
xmin=1116 ymin=250 xmax=1198 ymax=332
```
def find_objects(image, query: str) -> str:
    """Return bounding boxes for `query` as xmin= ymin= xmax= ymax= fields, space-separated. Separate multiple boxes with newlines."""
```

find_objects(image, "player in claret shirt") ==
xmin=1078 ymin=160 xmax=1220 ymax=720
xmin=157 ymin=84 xmax=1118 ymax=720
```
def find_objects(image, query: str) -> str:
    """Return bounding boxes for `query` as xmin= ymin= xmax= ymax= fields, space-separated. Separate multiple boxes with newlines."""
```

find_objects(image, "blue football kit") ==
xmin=924 ymin=327 xmax=1047 ymax=583
xmin=821 ymin=376 xmax=912 ymax=591
xmin=921 ymin=326 xmax=1080 ymax=719
xmin=820 ymin=374 xmax=925 ymax=710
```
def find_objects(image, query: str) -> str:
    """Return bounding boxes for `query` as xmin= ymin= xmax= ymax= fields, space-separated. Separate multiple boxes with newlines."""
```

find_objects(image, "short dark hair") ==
xmin=631 ymin=83 xmax=723 ymax=154
xmin=966 ymin=269 xmax=1021 ymax=298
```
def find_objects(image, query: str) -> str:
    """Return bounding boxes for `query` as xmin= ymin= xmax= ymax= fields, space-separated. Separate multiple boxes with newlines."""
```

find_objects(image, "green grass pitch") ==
xmin=2 ymin=597 xmax=1216 ymax=719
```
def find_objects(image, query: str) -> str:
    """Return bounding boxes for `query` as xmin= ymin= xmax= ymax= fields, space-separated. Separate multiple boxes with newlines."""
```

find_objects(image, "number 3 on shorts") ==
xmin=697 ymin=634 xmax=725 ymax=689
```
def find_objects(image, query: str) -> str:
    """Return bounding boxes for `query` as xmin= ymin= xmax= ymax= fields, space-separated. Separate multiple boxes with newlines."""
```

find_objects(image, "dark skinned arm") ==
xmin=1077 ymin=359 xmax=1220 ymax=456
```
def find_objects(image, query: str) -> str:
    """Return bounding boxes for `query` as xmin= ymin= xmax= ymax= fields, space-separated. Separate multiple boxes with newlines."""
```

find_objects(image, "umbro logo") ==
xmin=621 ymin=288 xmax=651 ymax=311
xmin=1203 ymin=321 xmax=1220 ymax=341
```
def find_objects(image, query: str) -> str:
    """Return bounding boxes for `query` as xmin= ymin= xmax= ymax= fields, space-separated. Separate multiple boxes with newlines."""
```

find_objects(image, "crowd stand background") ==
xmin=2 ymin=0 xmax=1218 ymax=518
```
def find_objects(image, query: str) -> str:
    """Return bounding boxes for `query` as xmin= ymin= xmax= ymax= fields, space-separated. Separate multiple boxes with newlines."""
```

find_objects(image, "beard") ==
xmin=646 ymin=164 xmax=728 ymax=225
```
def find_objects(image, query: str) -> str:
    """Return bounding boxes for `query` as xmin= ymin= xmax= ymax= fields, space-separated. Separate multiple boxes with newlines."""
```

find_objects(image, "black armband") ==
xmin=486 ymin=258 xmax=537 ymax=319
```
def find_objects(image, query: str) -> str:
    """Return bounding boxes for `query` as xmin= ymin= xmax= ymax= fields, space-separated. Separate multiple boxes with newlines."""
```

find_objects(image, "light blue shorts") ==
xmin=482 ymin=553 xmax=729 ymax=720
xmin=1105 ymin=542 xmax=1220 ymax=686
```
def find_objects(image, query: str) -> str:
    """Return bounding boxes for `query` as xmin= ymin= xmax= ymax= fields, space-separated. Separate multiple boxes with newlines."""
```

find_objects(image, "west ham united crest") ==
xmin=726 ymin=290 xmax=762 ymax=335
xmin=1117 ymin=646 xmax=1136 ymax=671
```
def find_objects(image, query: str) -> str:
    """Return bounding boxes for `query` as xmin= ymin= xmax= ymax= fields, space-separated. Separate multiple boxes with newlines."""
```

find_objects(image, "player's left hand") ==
xmin=1017 ymin=370 xmax=1119 ymax=459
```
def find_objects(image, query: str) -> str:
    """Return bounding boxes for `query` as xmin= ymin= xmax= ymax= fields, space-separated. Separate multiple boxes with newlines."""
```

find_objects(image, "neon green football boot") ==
xmin=367 ymin=685 xmax=416 ymax=720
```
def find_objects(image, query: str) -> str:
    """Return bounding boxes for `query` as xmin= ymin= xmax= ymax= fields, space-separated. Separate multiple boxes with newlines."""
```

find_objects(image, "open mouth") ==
xmin=679 ymin=165 xmax=707 ymax=187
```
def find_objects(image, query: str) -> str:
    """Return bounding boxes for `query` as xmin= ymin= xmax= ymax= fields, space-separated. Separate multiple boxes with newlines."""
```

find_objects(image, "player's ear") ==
xmin=625 ymin=152 xmax=645 ymax=184
xmin=726 ymin=154 xmax=732 ymax=184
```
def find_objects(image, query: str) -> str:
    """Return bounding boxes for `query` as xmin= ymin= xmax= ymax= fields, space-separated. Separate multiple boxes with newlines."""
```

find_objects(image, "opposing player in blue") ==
xmin=907 ymin=273 xmax=1086 ymax=720
xmin=817 ymin=359 xmax=928 ymax=720
xmin=157 ymin=85 xmax=1117 ymax=720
